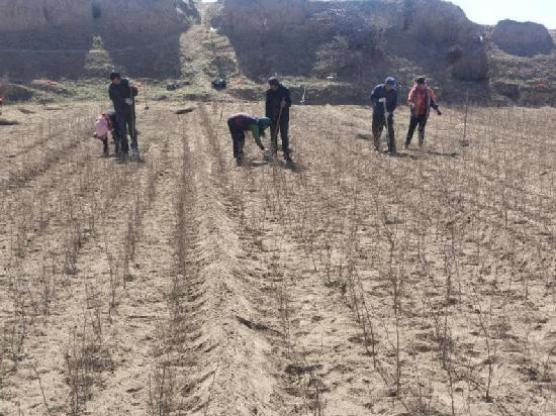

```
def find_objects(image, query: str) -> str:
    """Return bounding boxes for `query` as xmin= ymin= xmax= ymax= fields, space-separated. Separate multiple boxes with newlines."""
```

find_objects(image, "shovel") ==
xmin=271 ymin=103 xmax=285 ymax=158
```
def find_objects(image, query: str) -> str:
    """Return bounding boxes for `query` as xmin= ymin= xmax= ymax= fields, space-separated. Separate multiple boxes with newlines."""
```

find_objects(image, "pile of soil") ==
xmin=1 ymin=84 xmax=35 ymax=102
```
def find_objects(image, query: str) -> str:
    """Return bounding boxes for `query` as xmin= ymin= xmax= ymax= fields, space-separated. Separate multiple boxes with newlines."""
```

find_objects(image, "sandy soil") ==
xmin=0 ymin=100 xmax=555 ymax=416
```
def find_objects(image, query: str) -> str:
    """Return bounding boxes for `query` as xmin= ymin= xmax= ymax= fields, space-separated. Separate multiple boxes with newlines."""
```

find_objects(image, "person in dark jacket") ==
xmin=227 ymin=113 xmax=271 ymax=165
xmin=370 ymin=77 xmax=398 ymax=154
xmin=265 ymin=77 xmax=292 ymax=161
xmin=108 ymin=72 xmax=139 ymax=161
xmin=405 ymin=76 xmax=442 ymax=148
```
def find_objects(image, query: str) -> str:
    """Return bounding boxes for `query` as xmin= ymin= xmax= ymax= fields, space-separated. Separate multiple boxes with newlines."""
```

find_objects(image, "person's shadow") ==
xmin=424 ymin=149 xmax=460 ymax=158
xmin=246 ymin=157 xmax=305 ymax=173
xmin=248 ymin=159 xmax=269 ymax=168
xmin=284 ymin=160 xmax=305 ymax=172
xmin=356 ymin=133 xmax=373 ymax=141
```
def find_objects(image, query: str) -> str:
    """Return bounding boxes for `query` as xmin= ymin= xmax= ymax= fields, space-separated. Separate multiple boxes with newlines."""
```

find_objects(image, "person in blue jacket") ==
xmin=370 ymin=77 xmax=398 ymax=154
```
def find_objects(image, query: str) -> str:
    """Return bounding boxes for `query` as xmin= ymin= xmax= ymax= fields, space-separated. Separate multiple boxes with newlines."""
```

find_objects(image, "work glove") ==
xmin=379 ymin=97 xmax=387 ymax=103
xmin=280 ymin=99 xmax=287 ymax=109
xmin=385 ymin=112 xmax=391 ymax=119
xmin=125 ymin=98 xmax=133 ymax=106
xmin=259 ymin=145 xmax=265 ymax=151
xmin=436 ymin=109 xmax=442 ymax=116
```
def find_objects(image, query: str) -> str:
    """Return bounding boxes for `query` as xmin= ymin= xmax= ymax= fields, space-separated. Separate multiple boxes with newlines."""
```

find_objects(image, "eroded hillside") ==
xmin=1 ymin=0 xmax=554 ymax=105
xmin=0 ymin=0 xmax=199 ymax=79
xmin=213 ymin=0 xmax=488 ymax=102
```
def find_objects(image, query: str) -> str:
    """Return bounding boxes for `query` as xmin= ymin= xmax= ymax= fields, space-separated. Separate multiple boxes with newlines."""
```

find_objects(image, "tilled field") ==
xmin=1 ymin=101 xmax=555 ymax=416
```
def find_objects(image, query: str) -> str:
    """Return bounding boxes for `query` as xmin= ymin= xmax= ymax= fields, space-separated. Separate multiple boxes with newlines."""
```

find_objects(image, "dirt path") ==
xmin=170 ymin=104 xmax=286 ymax=415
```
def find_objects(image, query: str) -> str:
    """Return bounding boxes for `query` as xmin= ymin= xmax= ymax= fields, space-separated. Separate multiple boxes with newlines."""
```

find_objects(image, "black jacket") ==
xmin=108 ymin=79 xmax=138 ymax=115
xmin=265 ymin=84 xmax=292 ymax=121
xmin=370 ymin=84 xmax=398 ymax=116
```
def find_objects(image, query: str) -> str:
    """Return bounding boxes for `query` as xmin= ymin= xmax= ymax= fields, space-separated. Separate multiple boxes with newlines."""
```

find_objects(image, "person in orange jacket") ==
xmin=405 ymin=77 xmax=441 ymax=148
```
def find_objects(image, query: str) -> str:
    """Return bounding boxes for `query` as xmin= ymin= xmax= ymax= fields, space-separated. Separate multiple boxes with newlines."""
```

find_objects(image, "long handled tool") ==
xmin=128 ymin=80 xmax=138 ymax=160
xmin=382 ymin=98 xmax=396 ymax=153
xmin=272 ymin=103 xmax=285 ymax=157
xmin=383 ymin=99 xmax=389 ymax=131
xmin=374 ymin=99 xmax=389 ymax=152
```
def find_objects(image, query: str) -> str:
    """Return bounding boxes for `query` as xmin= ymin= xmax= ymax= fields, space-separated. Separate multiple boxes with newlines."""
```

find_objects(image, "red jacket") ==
xmin=408 ymin=85 xmax=438 ymax=117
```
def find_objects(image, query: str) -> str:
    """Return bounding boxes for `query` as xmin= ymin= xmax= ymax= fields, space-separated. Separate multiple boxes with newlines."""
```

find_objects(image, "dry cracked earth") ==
xmin=0 ymin=99 xmax=555 ymax=416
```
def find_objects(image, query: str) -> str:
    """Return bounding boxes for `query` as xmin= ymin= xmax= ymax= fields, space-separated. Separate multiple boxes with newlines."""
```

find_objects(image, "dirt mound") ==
xmin=0 ymin=84 xmax=35 ymax=102
xmin=492 ymin=20 xmax=555 ymax=57
xmin=0 ymin=0 xmax=199 ymax=79
xmin=30 ymin=79 xmax=69 ymax=95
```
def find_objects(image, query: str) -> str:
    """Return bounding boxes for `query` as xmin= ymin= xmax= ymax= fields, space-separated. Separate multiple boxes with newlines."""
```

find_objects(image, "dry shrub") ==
xmin=65 ymin=313 xmax=113 ymax=415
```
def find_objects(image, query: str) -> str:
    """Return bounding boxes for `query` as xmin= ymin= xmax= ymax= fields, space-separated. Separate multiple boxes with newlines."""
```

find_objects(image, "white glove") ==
xmin=385 ymin=112 xmax=390 ymax=119
xmin=125 ymin=98 xmax=133 ymax=105
xmin=379 ymin=97 xmax=386 ymax=103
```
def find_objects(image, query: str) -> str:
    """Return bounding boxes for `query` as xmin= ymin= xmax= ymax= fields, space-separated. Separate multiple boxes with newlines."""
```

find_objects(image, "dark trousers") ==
xmin=271 ymin=116 xmax=290 ymax=159
xmin=102 ymin=131 xmax=120 ymax=156
xmin=115 ymin=112 xmax=138 ymax=154
xmin=372 ymin=114 xmax=396 ymax=153
xmin=228 ymin=120 xmax=245 ymax=160
xmin=406 ymin=114 xmax=428 ymax=146
xmin=101 ymin=137 xmax=109 ymax=156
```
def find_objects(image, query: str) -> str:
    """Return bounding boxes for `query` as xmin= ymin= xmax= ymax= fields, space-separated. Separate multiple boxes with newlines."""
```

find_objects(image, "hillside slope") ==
xmin=213 ymin=0 xmax=488 ymax=102
xmin=209 ymin=0 xmax=555 ymax=105
xmin=0 ymin=0 xmax=199 ymax=79
xmin=486 ymin=22 xmax=556 ymax=106
xmin=1 ymin=0 xmax=554 ymax=106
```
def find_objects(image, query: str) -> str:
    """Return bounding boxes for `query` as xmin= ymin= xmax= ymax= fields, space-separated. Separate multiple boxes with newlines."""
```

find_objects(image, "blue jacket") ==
xmin=370 ymin=84 xmax=398 ymax=116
